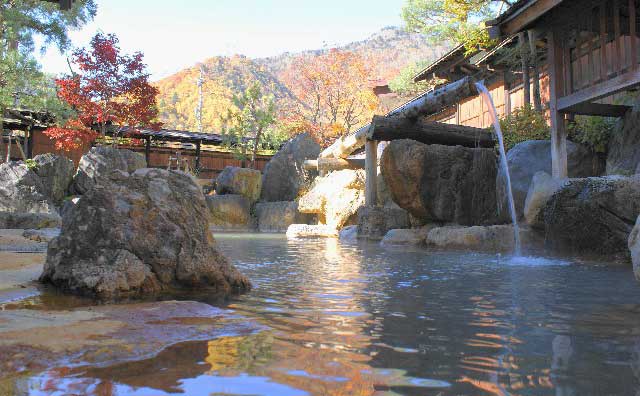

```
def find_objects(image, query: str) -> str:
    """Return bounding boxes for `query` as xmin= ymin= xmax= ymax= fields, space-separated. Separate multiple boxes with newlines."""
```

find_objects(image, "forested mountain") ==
xmin=155 ymin=26 xmax=448 ymax=132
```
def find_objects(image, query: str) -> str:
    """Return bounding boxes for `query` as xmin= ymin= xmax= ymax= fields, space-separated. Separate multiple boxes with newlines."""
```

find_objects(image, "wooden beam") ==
xmin=491 ymin=0 xmax=563 ymax=37
xmin=194 ymin=140 xmax=202 ymax=172
xmin=548 ymin=27 xmax=569 ymax=179
xmin=614 ymin=0 xmax=622 ymax=73
xmin=558 ymin=68 xmax=640 ymax=111
xmin=600 ymin=2 xmax=608 ymax=81
xmin=144 ymin=136 xmax=151 ymax=165
xmin=560 ymin=102 xmax=630 ymax=116
xmin=303 ymin=158 xmax=366 ymax=172
xmin=364 ymin=140 xmax=378 ymax=206
xmin=368 ymin=115 xmax=495 ymax=148
xmin=391 ymin=76 xmax=478 ymax=120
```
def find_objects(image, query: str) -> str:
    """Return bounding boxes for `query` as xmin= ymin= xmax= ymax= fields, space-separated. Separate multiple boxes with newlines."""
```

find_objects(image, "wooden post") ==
xmin=365 ymin=139 xmax=378 ymax=207
xmin=144 ymin=136 xmax=151 ymax=165
xmin=630 ymin=0 xmax=637 ymax=71
xmin=548 ymin=27 xmax=569 ymax=179
xmin=194 ymin=140 xmax=202 ymax=173
xmin=519 ymin=32 xmax=531 ymax=106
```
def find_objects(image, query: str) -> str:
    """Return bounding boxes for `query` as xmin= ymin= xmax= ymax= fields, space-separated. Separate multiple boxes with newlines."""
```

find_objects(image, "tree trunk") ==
xmin=318 ymin=77 xmax=479 ymax=160
xmin=528 ymin=30 xmax=543 ymax=111
xmin=303 ymin=157 xmax=366 ymax=171
xmin=250 ymin=128 xmax=263 ymax=169
xmin=519 ymin=32 xmax=531 ymax=106
xmin=369 ymin=115 xmax=495 ymax=148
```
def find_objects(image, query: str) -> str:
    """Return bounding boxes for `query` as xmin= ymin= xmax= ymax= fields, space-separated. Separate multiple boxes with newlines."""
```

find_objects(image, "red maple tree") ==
xmin=45 ymin=33 xmax=160 ymax=150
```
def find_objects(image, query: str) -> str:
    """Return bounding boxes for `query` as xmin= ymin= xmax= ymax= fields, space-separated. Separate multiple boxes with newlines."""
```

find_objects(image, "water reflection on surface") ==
xmin=9 ymin=233 xmax=640 ymax=395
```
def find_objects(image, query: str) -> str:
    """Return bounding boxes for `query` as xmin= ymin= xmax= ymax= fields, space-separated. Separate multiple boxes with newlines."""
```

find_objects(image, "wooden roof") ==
xmin=486 ymin=0 xmax=563 ymax=38
xmin=3 ymin=108 xmax=55 ymax=130
xmin=116 ymin=127 xmax=226 ymax=144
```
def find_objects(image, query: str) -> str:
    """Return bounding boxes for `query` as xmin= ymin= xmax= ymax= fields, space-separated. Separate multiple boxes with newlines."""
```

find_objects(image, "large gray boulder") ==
xmin=255 ymin=201 xmax=314 ymax=232
xmin=381 ymin=139 xmax=498 ymax=225
xmin=206 ymin=194 xmax=255 ymax=231
xmin=523 ymin=171 xmax=566 ymax=227
xmin=538 ymin=175 xmax=640 ymax=256
xmin=628 ymin=216 xmax=640 ymax=280
xmin=0 ymin=161 xmax=55 ymax=213
xmin=608 ymin=100 xmax=640 ymax=175
xmin=31 ymin=153 xmax=75 ymax=205
xmin=40 ymin=168 xmax=250 ymax=299
xmin=357 ymin=206 xmax=411 ymax=240
xmin=497 ymin=140 xmax=600 ymax=220
xmin=73 ymin=147 xmax=146 ymax=194
xmin=298 ymin=169 xmax=365 ymax=229
xmin=215 ymin=166 xmax=262 ymax=203
xmin=261 ymin=133 xmax=320 ymax=202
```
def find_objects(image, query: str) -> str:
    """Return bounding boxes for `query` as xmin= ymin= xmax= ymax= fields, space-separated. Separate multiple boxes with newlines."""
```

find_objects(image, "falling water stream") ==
xmin=475 ymin=81 xmax=522 ymax=255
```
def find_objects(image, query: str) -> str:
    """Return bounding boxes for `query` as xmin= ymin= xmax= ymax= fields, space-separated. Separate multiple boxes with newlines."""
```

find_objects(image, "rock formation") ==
xmin=628 ymin=216 xmax=640 ymax=279
xmin=538 ymin=175 xmax=640 ymax=256
xmin=73 ymin=147 xmax=147 ymax=194
xmin=255 ymin=201 xmax=314 ymax=232
xmin=215 ymin=166 xmax=262 ymax=203
xmin=357 ymin=206 xmax=410 ymax=240
xmin=523 ymin=171 xmax=566 ymax=227
xmin=607 ymin=100 xmax=640 ymax=175
xmin=206 ymin=194 xmax=255 ymax=231
xmin=261 ymin=133 xmax=320 ymax=202
xmin=41 ymin=168 xmax=250 ymax=299
xmin=381 ymin=139 xmax=498 ymax=225
xmin=297 ymin=169 xmax=365 ymax=229
xmin=497 ymin=140 xmax=600 ymax=219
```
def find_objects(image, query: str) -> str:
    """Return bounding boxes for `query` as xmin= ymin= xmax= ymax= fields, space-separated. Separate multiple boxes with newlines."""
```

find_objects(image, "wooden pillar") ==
xmin=547 ymin=27 xmax=568 ymax=179
xmin=144 ymin=136 xmax=151 ymax=165
xmin=194 ymin=140 xmax=202 ymax=173
xmin=365 ymin=139 xmax=378 ymax=206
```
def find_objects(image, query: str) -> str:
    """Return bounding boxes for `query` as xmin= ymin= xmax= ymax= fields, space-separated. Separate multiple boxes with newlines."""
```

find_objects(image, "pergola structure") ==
xmin=111 ymin=127 xmax=227 ymax=172
xmin=487 ymin=0 xmax=640 ymax=178
xmin=306 ymin=77 xmax=494 ymax=206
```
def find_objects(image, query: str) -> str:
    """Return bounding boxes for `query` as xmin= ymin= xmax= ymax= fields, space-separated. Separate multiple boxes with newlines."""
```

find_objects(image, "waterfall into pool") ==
xmin=475 ymin=81 xmax=522 ymax=255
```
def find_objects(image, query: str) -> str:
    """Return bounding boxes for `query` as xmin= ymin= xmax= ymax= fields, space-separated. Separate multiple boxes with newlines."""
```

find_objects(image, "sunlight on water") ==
xmin=3 ymin=234 xmax=640 ymax=396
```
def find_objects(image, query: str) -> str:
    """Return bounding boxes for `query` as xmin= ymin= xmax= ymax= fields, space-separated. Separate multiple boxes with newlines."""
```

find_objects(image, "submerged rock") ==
xmin=381 ymin=140 xmax=498 ymax=225
xmin=22 ymin=228 xmax=60 ymax=243
xmin=380 ymin=225 xmax=438 ymax=246
xmin=261 ymin=132 xmax=320 ymax=202
xmin=539 ymin=175 xmax=640 ymax=256
xmin=286 ymin=224 xmax=339 ymax=238
xmin=215 ymin=166 xmax=262 ymax=203
xmin=298 ymin=169 xmax=365 ymax=229
xmin=0 ymin=211 xmax=61 ymax=229
xmin=40 ymin=168 xmax=250 ymax=299
xmin=523 ymin=171 xmax=566 ymax=226
xmin=357 ymin=206 xmax=410 ymax=240
xmin=73 ymin=146 xmax=147 ymax=194
xmin=255 ymin=201 xmax=314 ymax=232
xmin=425 ymin=224 xmax=541 ymax=253
xmin=497 ymin=140 xmax=600 ymax=220
xmin=206 ymin=194 xmax=255 ymax=231
xmin=338 ymin=225 xmax=358 ymax=241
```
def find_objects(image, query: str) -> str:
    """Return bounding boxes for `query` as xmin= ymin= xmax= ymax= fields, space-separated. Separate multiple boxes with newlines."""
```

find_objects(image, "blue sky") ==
xmin=38 ymin=0 xmax=406 ymax=81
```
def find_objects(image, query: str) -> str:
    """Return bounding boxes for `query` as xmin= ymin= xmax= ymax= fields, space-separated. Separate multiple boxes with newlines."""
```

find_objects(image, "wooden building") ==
xmin=486 ymin=0 xmax=640 ymax=178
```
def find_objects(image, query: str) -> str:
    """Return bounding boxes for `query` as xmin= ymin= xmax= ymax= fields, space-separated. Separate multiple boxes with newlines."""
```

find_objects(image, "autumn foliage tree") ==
xmin=282 ymin=49 xmax=380 ymax=146
xmin=45 ymin=33 xmax=160 ymax=150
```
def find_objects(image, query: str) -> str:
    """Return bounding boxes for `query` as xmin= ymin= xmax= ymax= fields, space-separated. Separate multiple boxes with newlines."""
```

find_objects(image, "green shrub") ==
xmin=24 ymin=159 xmax=38 ymax=171
xmin=567 ymin=115 xmax=616 ymax=153
xmin=498 ymin=104 xmax=550 ymax=150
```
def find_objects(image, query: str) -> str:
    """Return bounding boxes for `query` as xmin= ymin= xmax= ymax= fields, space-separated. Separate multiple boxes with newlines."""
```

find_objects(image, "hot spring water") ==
xmin=475 ymin=81 xmax=522 ymax=255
